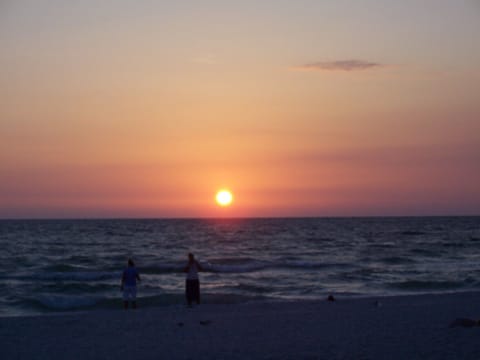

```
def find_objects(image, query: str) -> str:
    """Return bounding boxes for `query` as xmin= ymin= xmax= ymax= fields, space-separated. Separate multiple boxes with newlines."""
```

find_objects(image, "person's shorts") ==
xmin=123 ymin=285 xmax=137 ymax=301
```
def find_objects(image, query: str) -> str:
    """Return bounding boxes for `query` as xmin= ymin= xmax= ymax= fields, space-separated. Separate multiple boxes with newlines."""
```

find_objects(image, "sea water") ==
xmin=0 ymin=217 xmax=479 ymax=316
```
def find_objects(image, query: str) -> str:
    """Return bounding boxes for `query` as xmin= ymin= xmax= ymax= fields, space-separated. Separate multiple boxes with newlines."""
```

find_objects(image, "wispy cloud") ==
xmin=191 ymin=54 xmax=218 ymax=65
xmin=293 ymin=60 xmax=383 ymax=72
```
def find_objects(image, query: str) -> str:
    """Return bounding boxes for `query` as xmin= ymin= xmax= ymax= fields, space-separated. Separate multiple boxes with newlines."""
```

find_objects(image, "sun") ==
xmin=215 ymin=189 xmax=233 ymax=207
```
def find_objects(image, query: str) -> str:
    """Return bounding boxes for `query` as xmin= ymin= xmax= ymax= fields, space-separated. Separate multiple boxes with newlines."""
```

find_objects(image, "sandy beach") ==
xmin=2 ymin=292 xmax=480 ymax=360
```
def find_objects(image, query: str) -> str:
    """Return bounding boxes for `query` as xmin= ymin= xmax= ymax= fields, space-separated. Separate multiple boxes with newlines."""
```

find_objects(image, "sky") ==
xmin=1 ymin=0 xmax=479 ymax=218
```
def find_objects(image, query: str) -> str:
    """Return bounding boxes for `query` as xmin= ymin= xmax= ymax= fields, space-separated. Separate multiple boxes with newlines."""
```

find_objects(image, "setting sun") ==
xmin=215 ymin=190 xmax=233 ymax=207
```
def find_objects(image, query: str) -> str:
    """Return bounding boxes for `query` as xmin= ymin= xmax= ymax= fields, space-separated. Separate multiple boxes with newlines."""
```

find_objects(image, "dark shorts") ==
xmin=186 ymin=279 xmax=200 ymax=305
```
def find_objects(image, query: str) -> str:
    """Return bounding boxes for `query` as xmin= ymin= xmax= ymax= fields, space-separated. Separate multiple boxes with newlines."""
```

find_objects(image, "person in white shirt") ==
xmin=183 ymin=253 xmax=204 ymax=307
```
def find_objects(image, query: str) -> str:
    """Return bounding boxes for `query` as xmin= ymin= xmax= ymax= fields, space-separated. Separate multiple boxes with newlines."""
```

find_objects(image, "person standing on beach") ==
xmin=184 ymin=253 xmax=203 ymax=307
xmin=121 ymin=258 xmax=141 ymax=309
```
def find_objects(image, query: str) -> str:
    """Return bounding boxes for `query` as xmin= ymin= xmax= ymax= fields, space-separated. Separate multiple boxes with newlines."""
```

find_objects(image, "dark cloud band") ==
xmin=294 ymin=60 xmax=383 ymax=71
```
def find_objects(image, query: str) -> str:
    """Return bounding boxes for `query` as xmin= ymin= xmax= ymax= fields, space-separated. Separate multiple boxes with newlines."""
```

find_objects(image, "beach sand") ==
xmin=2 ymin=292 xmax=480 ymax=359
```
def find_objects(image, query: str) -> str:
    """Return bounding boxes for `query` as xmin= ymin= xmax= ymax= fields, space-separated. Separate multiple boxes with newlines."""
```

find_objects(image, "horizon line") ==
xmin=1 ymin=214 xmax=479 ymax=221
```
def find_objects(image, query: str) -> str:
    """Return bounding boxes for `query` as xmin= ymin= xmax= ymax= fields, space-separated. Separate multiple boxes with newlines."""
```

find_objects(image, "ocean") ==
xmin=0 ymin=217 xmax=479 ymax=317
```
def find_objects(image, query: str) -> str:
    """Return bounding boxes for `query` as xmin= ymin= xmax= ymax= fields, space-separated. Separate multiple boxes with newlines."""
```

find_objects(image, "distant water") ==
xmin=1 ymin=217 xmax=479 ymax=316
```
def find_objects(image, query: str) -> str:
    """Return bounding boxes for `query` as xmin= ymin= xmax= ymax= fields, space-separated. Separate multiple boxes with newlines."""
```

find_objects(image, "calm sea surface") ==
xmin=0 ymin=217 xmax=479 ymax=316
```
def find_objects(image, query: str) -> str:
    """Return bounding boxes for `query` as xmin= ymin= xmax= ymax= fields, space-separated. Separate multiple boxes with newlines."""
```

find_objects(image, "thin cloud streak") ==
xmin=191 ymin=54 xmax=218 ymax=65
xmin=293 ymin=60 xmax=384 ymax=72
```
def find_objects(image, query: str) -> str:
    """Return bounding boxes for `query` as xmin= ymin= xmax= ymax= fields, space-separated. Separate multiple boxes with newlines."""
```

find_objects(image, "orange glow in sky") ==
xmin=0 ymin=1 xmax=479 ymax=218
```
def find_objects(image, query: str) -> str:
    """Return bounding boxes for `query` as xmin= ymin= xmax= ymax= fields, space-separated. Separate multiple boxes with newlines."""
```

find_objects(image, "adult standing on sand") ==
xmin=121 ymin=258 xmax=141 ymax=309
xmin=184 ymin=253 xmax=203 ymax=307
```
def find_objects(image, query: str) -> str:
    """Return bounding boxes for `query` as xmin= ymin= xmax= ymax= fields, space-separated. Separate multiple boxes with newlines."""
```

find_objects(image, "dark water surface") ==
xmin=1 ymin=217 xmax=479 ymax=316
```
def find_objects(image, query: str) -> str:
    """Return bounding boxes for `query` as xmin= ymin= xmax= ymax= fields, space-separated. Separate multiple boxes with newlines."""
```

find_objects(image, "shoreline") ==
xmin=4 ymin=289 xmax=480 ymax=319
xmin=2 ymin=292 xmax=480 ymax=359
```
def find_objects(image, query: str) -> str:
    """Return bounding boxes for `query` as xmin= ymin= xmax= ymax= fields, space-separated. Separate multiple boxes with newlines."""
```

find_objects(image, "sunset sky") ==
xmin=1 ymin=0 xmax=479 ymax=218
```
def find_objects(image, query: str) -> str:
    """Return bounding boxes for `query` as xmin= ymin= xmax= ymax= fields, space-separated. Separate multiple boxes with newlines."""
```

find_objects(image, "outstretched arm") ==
xmin=196 ymin=261 xmax=204 ymax=272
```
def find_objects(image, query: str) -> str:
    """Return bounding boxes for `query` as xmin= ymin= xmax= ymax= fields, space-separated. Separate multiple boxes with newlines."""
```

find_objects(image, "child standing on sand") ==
xmin=184 ymin=253 xmax=203 ymax=307
xmin=121 ymin=258 xmax=141 ymax=309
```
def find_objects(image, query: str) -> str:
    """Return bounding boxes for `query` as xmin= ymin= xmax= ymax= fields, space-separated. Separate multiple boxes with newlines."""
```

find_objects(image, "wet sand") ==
xmin=2 ymin=292 xmax=480 ymax=359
